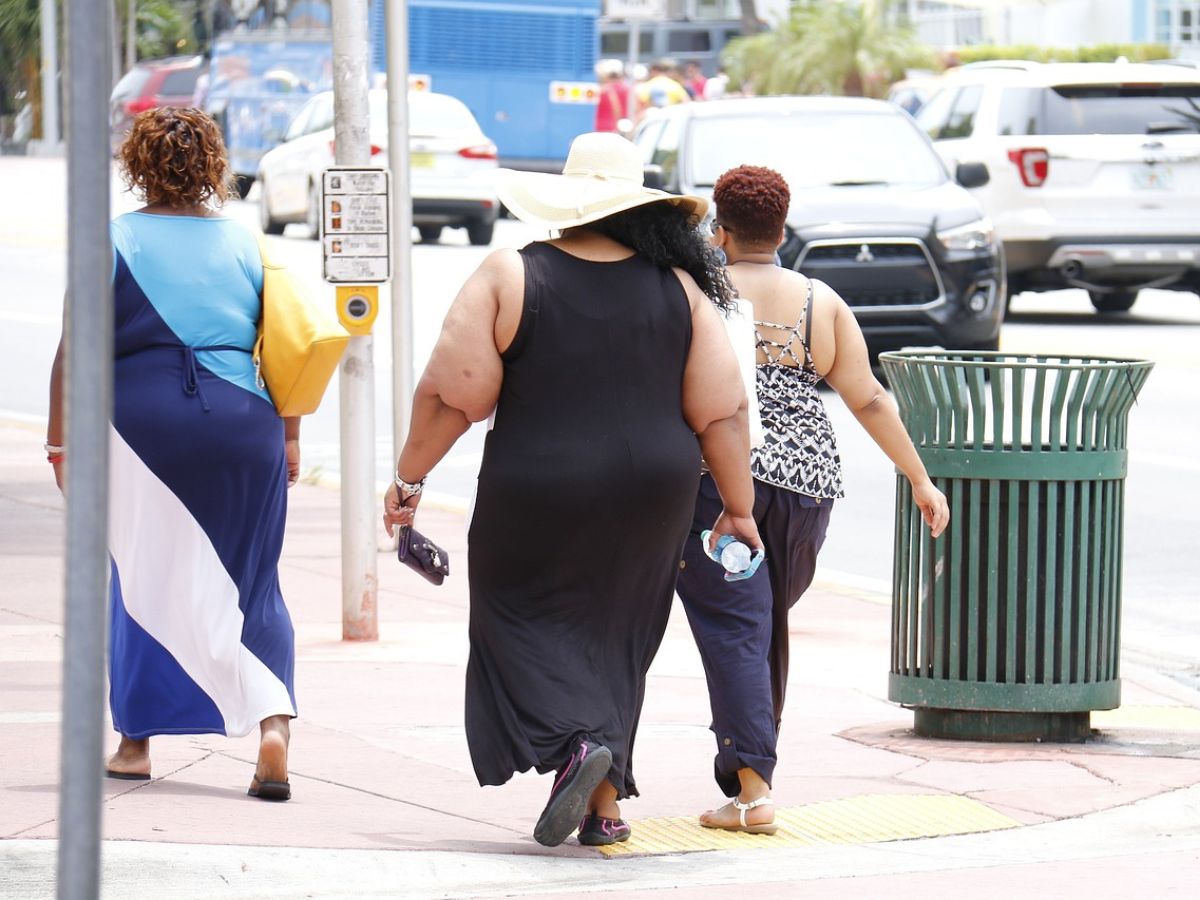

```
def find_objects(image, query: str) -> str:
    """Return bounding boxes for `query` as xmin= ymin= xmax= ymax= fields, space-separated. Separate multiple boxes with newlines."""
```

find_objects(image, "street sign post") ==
xmin=386 ymin=0 xmax=416 ymax=473
xmin=330 ymin=0 xmax=380 ymax=642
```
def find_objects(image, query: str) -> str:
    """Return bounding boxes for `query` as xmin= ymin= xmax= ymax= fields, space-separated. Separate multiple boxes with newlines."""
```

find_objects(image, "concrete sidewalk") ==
xmin=2 ymin=420 xmax=1199 ymax=898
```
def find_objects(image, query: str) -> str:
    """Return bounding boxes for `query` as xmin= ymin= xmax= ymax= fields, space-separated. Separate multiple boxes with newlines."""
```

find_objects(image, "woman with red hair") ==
xmin=47 ymin=108 xmax=299 ymax=801
xmin=675 ymin=165 xmax=949 ymax=833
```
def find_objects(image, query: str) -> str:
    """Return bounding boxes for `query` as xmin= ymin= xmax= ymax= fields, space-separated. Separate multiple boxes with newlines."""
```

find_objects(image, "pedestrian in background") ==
xmin=634 ymin=59 xmax=690 ymax=122
xmin=594 ymin=58 xmax=631 ymax=135
xmin=675 ymin=165 xmax=949 ymax=834
xmin=46 ymin=108 xmax=298 ymax=801
xmin=382 ymin=132 xmax=761 ymax=848
xmin=684 ymin=61 xmax=708 ymax=100
xmin=703 ymin=66 xmax=730 ymax=101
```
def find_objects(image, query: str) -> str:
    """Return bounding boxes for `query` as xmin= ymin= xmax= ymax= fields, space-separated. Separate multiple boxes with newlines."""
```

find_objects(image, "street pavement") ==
xmin=3 ymin=421 xmax=1200 ymax=898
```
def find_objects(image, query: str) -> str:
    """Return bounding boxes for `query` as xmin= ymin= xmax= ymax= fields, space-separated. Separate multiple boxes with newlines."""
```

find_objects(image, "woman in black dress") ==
xmin=382 ymin=133 xmax=761 ymax=848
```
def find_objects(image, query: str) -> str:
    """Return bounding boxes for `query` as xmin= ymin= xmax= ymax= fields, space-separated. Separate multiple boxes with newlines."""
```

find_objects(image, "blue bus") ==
xmin=371 ymin=0 xmax=600 ymax=172
xmin=209 ymin=0 xmax=599 ymax=189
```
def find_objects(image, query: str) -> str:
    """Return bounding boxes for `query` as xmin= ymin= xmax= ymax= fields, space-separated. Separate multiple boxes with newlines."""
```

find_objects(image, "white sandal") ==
xmin=700 ymin=795 xmax=779 ymax=835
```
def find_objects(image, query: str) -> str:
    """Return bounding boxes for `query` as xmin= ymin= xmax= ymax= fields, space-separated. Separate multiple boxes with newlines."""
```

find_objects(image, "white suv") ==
xmin=915 ymin=61 xmax=1200 ymax=313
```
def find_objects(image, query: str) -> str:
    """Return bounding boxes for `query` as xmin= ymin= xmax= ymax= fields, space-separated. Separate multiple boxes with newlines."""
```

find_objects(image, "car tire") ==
xmin=418 ymin=225 xmax=442 ymax=244
xmin=1089 ymin=290 xmax=1137 ymax=314
xmin=234 ymin=175 xmax=254 ymax=201
xmin=466 ymin=220 xmax=494 ymax=246
xmin=306 ymin=182 xmax=321 ymax=240
xmin=258 ymin=181 xmax=286 ymax=235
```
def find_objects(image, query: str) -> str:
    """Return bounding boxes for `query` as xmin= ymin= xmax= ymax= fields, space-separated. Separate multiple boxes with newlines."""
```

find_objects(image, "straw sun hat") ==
xmin=495 ymin=132 xmax=708 ymax=230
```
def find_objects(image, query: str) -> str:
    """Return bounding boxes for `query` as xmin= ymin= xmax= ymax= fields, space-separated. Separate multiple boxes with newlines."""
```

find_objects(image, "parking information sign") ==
xmin=321 ymin=167 xmax=392 ymax=283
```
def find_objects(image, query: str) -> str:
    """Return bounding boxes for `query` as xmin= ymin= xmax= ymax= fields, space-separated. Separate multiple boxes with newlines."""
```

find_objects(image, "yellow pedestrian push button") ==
xmin=336 ymin=285 xmax=379 ymax=335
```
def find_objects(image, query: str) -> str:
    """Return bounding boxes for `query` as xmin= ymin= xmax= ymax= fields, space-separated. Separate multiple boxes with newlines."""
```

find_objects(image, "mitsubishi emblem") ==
xmin=855 ymin=243 xmax=875 ymax=263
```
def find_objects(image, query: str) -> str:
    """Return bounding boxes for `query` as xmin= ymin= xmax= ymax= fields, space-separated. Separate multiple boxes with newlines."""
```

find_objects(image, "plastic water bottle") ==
xmin=719 ymin=539 xmax=753 ymax=575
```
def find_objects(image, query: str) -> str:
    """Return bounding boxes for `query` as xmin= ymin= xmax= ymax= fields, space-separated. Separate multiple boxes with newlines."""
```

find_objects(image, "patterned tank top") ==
xmin=750 ymin=279 xmax=845 ymax=500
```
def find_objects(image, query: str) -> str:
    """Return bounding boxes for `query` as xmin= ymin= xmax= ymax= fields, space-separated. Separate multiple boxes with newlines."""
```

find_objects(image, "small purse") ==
xmin=396 ymin=526 xmax=450 ymax=585
xmin=253 ymin=235 xmax=350 ymax=417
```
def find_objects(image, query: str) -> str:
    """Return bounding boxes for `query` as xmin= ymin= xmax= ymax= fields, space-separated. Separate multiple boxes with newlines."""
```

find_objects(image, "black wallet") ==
xmin=396 ymin=526 xmax=450 ymax=585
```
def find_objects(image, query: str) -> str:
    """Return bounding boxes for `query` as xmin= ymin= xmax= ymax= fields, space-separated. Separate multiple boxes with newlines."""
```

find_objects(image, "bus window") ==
xmin=667 ymin=29 xmax=711 ymax=53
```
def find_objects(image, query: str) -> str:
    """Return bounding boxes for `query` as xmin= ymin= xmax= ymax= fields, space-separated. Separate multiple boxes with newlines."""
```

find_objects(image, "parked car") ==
xmin=256 ymin=89 xmax=500 ymax=245
xmin=887 ymin=72 xmax=944 ymax=116
xmin=633 ymin=96 xmax=1005 ymax=356
xmin=915 ymin=60 xmax=1200 ymax=313
xmin=109 ymin=56 xmax=207 ymax=151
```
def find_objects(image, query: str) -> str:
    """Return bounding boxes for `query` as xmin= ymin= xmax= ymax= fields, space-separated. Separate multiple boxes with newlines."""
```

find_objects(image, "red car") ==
xmin=110 ymin=56 xmax=207 ymax=150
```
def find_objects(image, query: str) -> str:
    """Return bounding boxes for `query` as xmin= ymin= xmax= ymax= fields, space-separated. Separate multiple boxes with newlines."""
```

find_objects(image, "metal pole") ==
xmin=40 ymin=0 xmax=60 ymax=146
xmin=386 ymin=0 xmax=414 ymax=461
xmin=125 ymin=0 xmax=136 ymax=73
xmin=57 ymin=0 xmax=113 ymax=895
xmin=331 ymin=0 xmax=379 ymax=641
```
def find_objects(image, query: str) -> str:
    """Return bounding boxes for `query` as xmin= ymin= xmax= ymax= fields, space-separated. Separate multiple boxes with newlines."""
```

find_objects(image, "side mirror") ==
xmin=956 ymin=161 xmax=990 ymax=189
xmin=643 ymin=164 xmax=665 ymax=191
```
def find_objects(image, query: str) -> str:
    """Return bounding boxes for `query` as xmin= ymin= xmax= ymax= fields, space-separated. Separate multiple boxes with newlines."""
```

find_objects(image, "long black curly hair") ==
xmin=582 ymin=200 xmax=736 ymax=313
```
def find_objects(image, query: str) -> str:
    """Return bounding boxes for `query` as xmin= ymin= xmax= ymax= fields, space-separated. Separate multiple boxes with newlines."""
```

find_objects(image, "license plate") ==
xmin=411 ymin=152 xmax=435 ymax=169
xmin=1132 ymin=164 xmax=1173 ymax=190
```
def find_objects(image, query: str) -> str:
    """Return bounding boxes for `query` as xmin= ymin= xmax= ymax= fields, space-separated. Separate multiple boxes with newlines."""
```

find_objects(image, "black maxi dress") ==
xmin=466 ymin=241 xmax=701 ymax=800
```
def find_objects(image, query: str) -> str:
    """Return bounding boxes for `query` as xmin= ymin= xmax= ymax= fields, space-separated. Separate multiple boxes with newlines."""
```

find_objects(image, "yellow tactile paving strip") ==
xmin=1092 ymin=705 xmax=1200 ymax=731
xmin=598 ymin=793 xmax=1021 ymax=857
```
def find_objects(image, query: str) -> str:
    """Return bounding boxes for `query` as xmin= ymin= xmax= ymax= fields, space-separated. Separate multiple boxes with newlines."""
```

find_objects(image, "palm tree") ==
xmin=724 ymin=0 xmax=934 ymax=98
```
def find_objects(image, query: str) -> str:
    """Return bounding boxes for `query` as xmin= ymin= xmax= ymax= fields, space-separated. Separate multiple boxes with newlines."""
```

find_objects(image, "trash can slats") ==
xmin=880 ymin=351 xmax=1152 ymax=742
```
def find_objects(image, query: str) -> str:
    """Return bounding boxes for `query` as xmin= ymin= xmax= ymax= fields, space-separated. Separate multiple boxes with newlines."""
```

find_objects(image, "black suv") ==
xmin=633 ymin=97 xmax=1006 ymax=355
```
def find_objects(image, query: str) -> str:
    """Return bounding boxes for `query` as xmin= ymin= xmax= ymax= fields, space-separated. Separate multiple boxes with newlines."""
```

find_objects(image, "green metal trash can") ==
xmin=878 ymin=351 xmax=1153 ymax=741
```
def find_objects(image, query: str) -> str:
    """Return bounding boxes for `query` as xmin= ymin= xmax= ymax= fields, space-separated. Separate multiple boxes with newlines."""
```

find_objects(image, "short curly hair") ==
xmin=118 ymin=108 xmax=235 ymax=209
xmin=712 ymin=165 xmax=790 ymax=247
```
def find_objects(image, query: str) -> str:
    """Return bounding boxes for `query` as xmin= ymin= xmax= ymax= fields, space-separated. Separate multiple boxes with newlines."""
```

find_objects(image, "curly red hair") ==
xmin=118 ymin=107 xmax=235 ymax=209
xmin=712 ymin=165 xmax=790 ymax=247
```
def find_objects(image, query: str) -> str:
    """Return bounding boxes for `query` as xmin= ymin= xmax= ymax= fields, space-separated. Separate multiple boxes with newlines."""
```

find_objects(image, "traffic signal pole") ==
xmin=330 ymin=0 xmax=379 ymax=641
xmin=56 ymin=0 xmax=113 ymax=895
xmin=386 ymin=0 xmax=415 ymax=460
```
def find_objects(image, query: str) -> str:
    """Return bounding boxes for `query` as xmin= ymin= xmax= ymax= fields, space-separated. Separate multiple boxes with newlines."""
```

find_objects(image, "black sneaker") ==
xmin=577 ymin=812 xmax=631 ymax=846
xmin=533 ymin=739 xmax=612 ymax=847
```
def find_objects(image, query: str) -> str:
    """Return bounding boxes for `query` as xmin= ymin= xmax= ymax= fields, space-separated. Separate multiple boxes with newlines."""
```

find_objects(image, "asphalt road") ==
xmin=2 ymin=155 xmax=1196 ymax=675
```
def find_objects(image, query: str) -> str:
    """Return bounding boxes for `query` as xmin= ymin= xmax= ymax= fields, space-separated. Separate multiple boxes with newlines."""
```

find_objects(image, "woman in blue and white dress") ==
xmin=47 ymin=108 xmax=298 ymax=801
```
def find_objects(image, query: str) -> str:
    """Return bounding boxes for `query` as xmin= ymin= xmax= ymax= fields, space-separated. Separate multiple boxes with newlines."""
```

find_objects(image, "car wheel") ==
xmin=1089 ymin=290 xmax=1137 ymax=314
xmin=306 ymin=182 xmax=321 ymax=240
xmin=418 ymin=225 xmax=442 ymax=244
xmin=258 ymin=180 xmax=286 ymax=235
xmin=234 ymin=175 xmax=254 ymax=201
xmin=466 ymin=219 xmax=494 ymax=246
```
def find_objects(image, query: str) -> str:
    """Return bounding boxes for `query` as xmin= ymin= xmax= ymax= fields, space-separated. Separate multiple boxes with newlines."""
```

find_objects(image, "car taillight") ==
xmin=124 ymin=97 xmax=157 ymax=116
xmin=1007 ymin=148 xmax=1049 ymax=187
xmin=459 ymin=143 xmax=497 ymax=160
xmin=328 ymin=140 xmax=384 ymax=156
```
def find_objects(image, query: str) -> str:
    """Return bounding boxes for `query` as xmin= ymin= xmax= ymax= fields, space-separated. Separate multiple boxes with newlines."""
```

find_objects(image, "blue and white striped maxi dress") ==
xmin=107 ymin=211 xmax=296 ymax=739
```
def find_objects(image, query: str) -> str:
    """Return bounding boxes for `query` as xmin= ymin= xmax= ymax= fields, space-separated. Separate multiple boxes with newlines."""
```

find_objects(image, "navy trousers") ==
xmin=677 ymin=473 xmax=833 ymax=796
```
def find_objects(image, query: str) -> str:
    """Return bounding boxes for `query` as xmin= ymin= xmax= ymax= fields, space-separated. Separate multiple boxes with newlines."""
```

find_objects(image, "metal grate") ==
xmin=804 ymin=242 xmax=927 ymax=263
xmin=798 ymin=239 xmax=942 ymax=309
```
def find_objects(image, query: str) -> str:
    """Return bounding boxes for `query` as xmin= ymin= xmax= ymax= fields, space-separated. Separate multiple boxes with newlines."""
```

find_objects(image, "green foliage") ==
xmin=956 ymin=43 xmax=1173 ymax=66
xmin=0 ymin=0 xmax=41 ymax=115
xmin=723 ymin=0 xmax=935 ymax=98
xmin=135 ymin=0 xmax=197 ymax=59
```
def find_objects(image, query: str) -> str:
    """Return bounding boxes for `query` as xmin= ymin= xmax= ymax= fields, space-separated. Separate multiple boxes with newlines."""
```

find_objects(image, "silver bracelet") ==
xmin=44 ymin=442 xmax=65 ymax=455
xmin=394 ymin=471 xmax=426 ymax=499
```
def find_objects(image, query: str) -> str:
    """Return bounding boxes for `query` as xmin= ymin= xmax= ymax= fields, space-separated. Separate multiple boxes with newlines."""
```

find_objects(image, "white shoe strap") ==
xmin=732 ymin=796 xmax=773 ymax=828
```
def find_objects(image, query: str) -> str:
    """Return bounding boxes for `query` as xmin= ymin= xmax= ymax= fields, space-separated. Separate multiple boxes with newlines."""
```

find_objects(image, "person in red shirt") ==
xmin=594 ymin=59 xmax=631 ymax=135
xmin=684 ymin=61 xmax=707 ymax=101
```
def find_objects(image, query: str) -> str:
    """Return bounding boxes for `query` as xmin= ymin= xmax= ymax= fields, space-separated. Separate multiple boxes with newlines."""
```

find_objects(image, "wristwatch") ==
xmin=394 ymin=472 xmax=426 ymax=501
